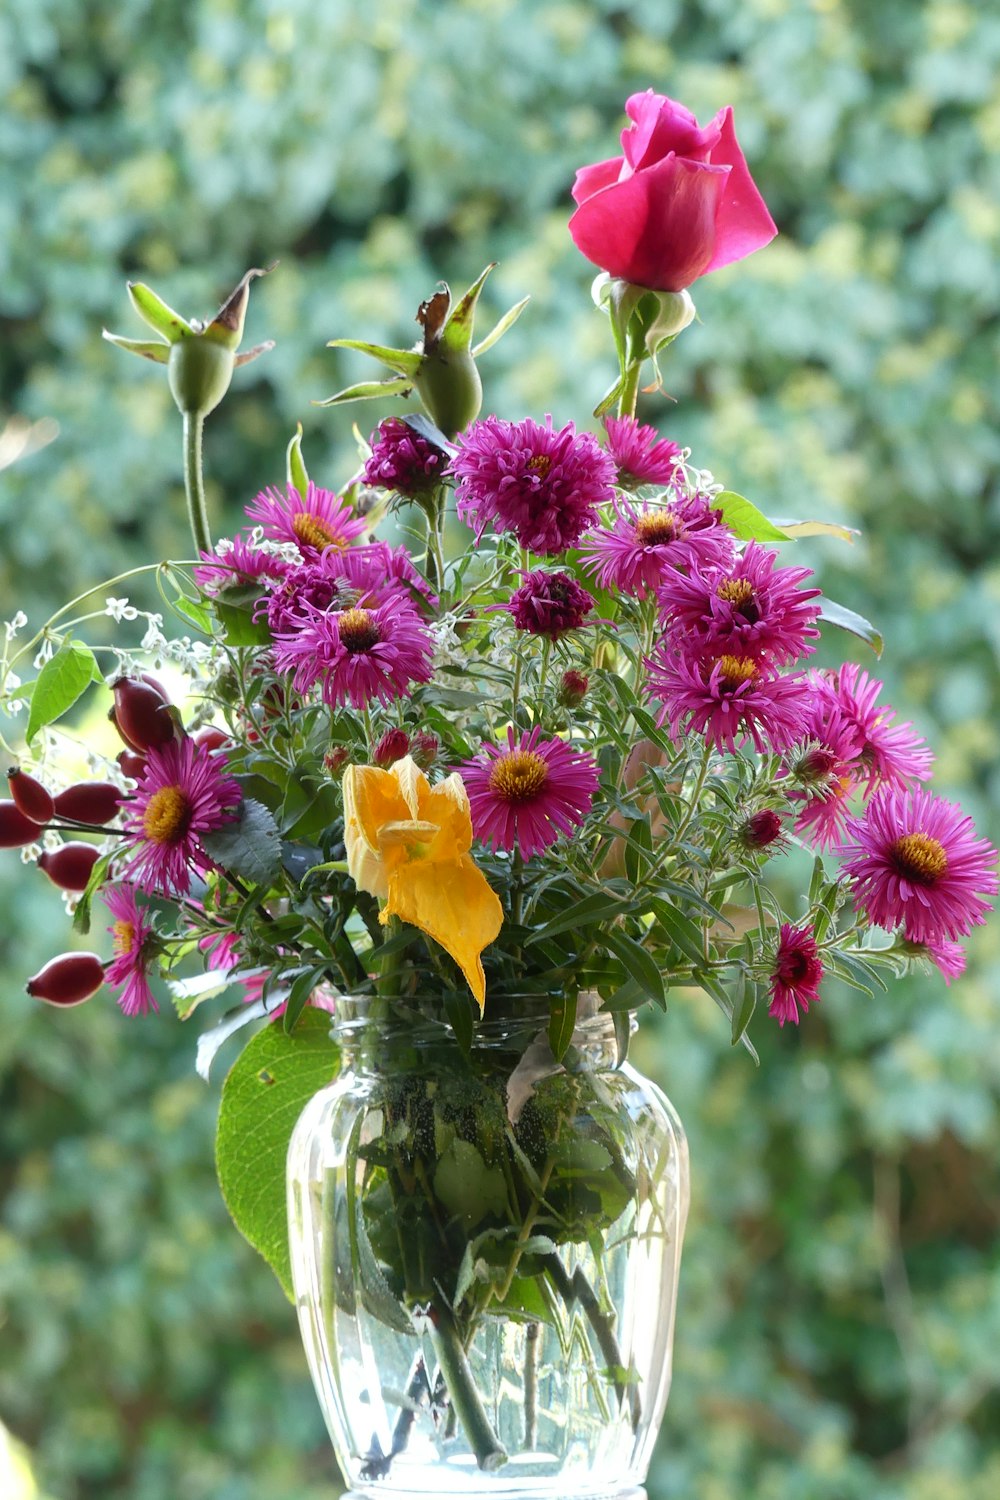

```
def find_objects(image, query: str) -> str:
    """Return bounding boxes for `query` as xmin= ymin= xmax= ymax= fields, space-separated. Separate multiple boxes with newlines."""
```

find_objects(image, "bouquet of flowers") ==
xmin=2 ymin=90 xmax=996 ymax=1490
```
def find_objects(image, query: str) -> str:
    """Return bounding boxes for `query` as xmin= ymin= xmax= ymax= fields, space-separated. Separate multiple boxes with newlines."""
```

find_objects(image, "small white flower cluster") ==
xmin=5 ymin=610 xmax=28 ymax=641
xmin=429 ymin=615 xmax=465 ymax=671
xmin=1 ymin=669 xmax=25 ymax=717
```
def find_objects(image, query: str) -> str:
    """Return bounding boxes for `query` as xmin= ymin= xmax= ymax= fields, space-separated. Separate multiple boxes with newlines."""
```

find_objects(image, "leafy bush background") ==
xmin=1 ymin=1 xmax=999 ymax=1496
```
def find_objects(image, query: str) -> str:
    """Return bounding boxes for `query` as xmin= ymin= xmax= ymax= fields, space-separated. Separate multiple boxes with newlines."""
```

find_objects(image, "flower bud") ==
xmin=363 ymin=417 xmax=449 ymax=500
xmin=27 ymin=952 xmax=105 ymax=1006
xmin=410 ymin=731 xmax=439 ymax=771
xmin=737 ymin=808 xmax=785 ymax=853
xmin=117 ymin=749 xmax=147 ymax=780
xmin=111 ymin=676 xmax=179 ymax=752
xmin=0 ymin=800 xmax=43 ymax=848
xmin=324 ymin=747 xmax=351 ymax=777
xmin=7 ymin=768 xmax=55 ymax=824
xmin=372 ymin=729 xmax=411 ymax=768
xmin=38 ymin=842 xmax=101 ymax=892
xmin=558 ymin=670 xmax=589 ymax=708
xmin=54 ymin=782 xmax=123 ymax=827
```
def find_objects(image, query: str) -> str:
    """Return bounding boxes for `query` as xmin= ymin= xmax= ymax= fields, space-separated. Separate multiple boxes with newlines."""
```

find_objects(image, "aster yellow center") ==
xmin=716 ymin=655 xmax=759 ymax=688
xmin=527 ymin=454 xmax=553 ymax=479
xmin=112 ymin=920 xmax=136 ymax=956
xmin=488 ymin=749 xmax=549 ymax=803
xmin=635 ymin=511 xmax=677 ymax=546
xmin=891 ymin=832 xmax=948 ymax=886
xmin=142 ymin=785 xmax=191 ymax=845
xmin=338 ymin=607 xmax=381 ymax=653
xmin=292 ymin=513 xmax=347 ymax=551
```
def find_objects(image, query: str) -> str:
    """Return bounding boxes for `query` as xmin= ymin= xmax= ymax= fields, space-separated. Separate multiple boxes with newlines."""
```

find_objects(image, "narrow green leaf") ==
xmin=26 ymin=640 xmax=101 ymax=744
xmin=696 ymin=970 xmax=760 ymax=1064
xmin=282 ymin=966 xmax=330 ymax=1034
xmin=730 ymin=976 xmax=757 ymax=1047
xmin=600 ymin=977 xmax=647 ymax=1013
xmin=313 ymin=376 xmax=413 ymax=407
xmin=472 ymin=295 xmax=530 ymax=358
xmin=548 ymin=989 xmax=578 ymax=1061
xmin=441 ymin=263 xmax=495 ymax=353
xmin=601 ymin=928 xmax=666 ymax=1010
xmin=215 ymin=1011 xmax=340 ymax=1298
xmin=713 ymin=491 xmax=791 ymax=543
xmin=72 ymin=850 xmax=116 ymax=935
xmin=100 ymin=332 xmax=171 ymax=363
xmin=325 ymin=338 xmax=422 ymax=377
xmin=818 ymin=597 xmax=884 ymax=658
xmin=527 ymin=892 xmax=633 ymax=944
xmin=444 ymin=991 xmax=475 ymax=1057
xmin=126 ymin=281 xmax=192 ymax=341
xmin=647 ymin=898 xmax=706 ymax=968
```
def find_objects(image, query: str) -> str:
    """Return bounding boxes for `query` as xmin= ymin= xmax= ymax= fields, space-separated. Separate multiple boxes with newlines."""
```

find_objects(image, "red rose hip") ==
xmin=0 ymin=800 xmax=44 ymax=848
xmin=111 ymin=676 xmax=178 ymax=752
xmin=38 ymin=842 xmax=101 ymax=892
xmin=7 ymin=768 xmax=55 ymax=824
xmin=27 ymin=952 xmax=105 ymax=1006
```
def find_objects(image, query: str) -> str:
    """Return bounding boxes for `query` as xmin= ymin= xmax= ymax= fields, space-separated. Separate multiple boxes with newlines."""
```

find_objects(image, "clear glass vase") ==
xmin=287 ymin=993 xmax=689 ymax=1499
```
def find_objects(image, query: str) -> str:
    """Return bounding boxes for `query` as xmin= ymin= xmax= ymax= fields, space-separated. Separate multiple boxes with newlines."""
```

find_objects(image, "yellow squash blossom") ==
xmin=342 ymin=755 xmax=503 ymax=1012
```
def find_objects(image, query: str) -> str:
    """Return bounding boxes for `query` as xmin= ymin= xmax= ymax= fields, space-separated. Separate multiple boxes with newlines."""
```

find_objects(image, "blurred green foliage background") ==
xmin=2 ymin=0 xmax=999 ymax=1496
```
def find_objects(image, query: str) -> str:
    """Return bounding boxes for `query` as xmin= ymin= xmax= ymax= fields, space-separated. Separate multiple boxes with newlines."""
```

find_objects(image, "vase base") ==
xmin=344 ymin=1490 xmax=646 ymax=1500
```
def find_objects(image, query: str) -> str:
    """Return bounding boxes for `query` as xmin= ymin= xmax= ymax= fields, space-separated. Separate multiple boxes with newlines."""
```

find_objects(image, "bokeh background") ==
xmin=2 ymin=1 xmax=999 ymax=1496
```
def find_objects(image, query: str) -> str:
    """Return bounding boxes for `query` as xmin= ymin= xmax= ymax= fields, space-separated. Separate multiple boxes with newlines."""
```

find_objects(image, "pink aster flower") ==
xmin=451 ymin=415 xmax=617 ymax=554
xmin=580 ymin=494 xmax=735 ymax=599
xmin=841 ymin=787 xmax=999 ymax=943
xmin=194 ymin=536 xmax=290 ymax=594
xmin=603 ymin=416 xmax=682 ymax=488
xmin=768 ymin=923 xmax=824 ymax=1027
xmin=660 ymin=542 xmax=822 ymax=666
xmin=461 ymin=727 xmax=600 ymax=859
xmin=646 ymin=647 xmax=809 ymax=754
xmin=271 ymin=594 xmax=434 ymax=710
xmin=925 ymin=937 xmax=966 ymax=986
xmin=811 ymin=664 xmax=934 ymax=792
xmin=103 ymin=885 xmax=158 ymax=1017
xmin=245 ymin=481 xmax=367 ymax=556
xmin=264 ymin=540 xmax=434 ymax=634
xmin=502 ymin=569 xmax=596 ymax=639
xmin=363 ymin=416 xmax=449 ymax=498
xmin=782 ymin=711 xmax=864 ymax=851
xmin=120 ymin=739 xmax=242 ymax=897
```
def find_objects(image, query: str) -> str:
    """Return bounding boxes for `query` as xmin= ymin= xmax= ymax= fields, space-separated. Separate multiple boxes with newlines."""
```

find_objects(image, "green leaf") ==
xmin=172 ymin=595 xmax=213 ymax=632
xmin=126 ymin=280 xmax=192 ymax=341
xmin=647 ymin=898 xmax=706 ymax=968
xmin=730 ymin=976 xmax=757 ymax=1047
xmin=818 ymin=597 xmax=884 ymax=657
xmin=201 ymin=797 xmax=282 ymax=885
xmin=26 ymin=639 xmax=101 ymax=744
xmin=213 ymin=599 xmax=272 ymax=647
xmin=434 ymin=1138 xmax=508 ymax=1228
xmin=286 ymin=423 xmax=309 ymax=496
xmin=601 ymin=928 xmax=666 ymax=1010
xmin=548 ymin=989 xmax=578 ymax=1061
xmin=527 ymin=892 xmax=634 ymax=944
xmin=71 ymin=850 xmax=116 ymax=935
xmin=215 ymin=1011 xmax=340 ymax=1298
xmin=281 ymin=966 xmax=331 ymax=1034
xmin=443 ymin=990 xmax=475 ymax=1057
xmin=440 ymin=263 xmax=495 ymax=353
xmin=713 ymin=491 xmax=791 ymax=543
xmin=773 ymin=519 xmax=860 ymax=543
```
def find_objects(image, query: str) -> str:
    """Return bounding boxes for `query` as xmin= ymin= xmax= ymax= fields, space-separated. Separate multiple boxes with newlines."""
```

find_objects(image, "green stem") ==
xmin=524 ymin=1322 xmax=539 ymax=1449
xmin=617 ymin=360 xmax=641 ymax=420
xmin=428 ymin=1301 xmax=507 ymax=1472
xmin=541 ymin=1252 xmax=641 ymax=1429
xmin=183 ymin=411 xmax=212 ymax=557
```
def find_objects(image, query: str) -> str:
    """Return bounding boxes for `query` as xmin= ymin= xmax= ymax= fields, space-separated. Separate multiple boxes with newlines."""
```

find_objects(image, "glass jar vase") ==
xmin=287 ymin=994 xmax=689 ymax=1499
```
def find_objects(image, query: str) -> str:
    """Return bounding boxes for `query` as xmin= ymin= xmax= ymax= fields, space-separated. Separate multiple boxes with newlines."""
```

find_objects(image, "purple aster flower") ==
xmin=120 ymin=739 xmax=242 ymax=897
xmin=271 ymin=594 xmax=434 ymax=710
xmin=926 ymin=937 xmax=966 ymax=986
xmin=362 ymin=417 xmax=449 ymax=498
xmin=103 ymin=885 xmax=158 ymax=1017
xmin=451 ymin=415 xmax=616 ymax=554
xmin=660 ymin=542 xmax=822 ymax=666
xmin=501 ymin=569 xmax=596 ymax=639
xmin=811 ymin=664 xmax=934 ymax=792
xmin=603 ymin=416 xmax=682 ymax=488
xmin=461 ymin=726 xmax=600 ymax=859
xmin=768 ymin=923 xmax=824 ymax=1027
xmin=580 ymin=494 xmax=735 ymax=599
xmin=245 ymin=481 xmax=367 ymax=556
xmin=646 ymin=647 xmax=809 ymax=755
xmin=841 ymin=787 xmax=999 ymax=942
xmin=264 ymin=541 xmax=434 ymax=634
xmin=194 ymin=536 xmax=290 ymax=595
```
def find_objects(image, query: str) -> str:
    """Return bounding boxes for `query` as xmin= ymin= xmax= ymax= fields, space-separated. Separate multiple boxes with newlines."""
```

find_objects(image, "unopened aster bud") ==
xmin=787 ymin=744 xmax=840 ymax=788
xmin=558 ymin=670 xmax=589 ymax=708
xmin=737 ymin=808 xmax=785 ymax=852
xmin=0 ymin=800 xmax=44 ymax=848
xmin=38 ymin=842 xmax=101 ymax=892
xmin=362 ymin=418 xmax=448 ymax=499
xmin=27 ymin=952 xmax=105 ymax=1006
xmin=324 ymin=746 xmax=351 ymax=777
xmin=111 ymin=676 xmax=179 ymax=753
xmin=410 ymin=730 xmax=439 ymax=770
xmin=54 ymin=782 xmax=122 ymax=827
xmin=372 ymin=728 xmax=411 ymax=768
xmin=7 ymin=768 xmax=55 ymax=825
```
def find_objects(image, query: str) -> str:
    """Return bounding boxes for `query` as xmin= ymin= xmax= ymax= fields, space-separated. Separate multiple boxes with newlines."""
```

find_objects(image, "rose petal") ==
xmin=571 ymin=155 xmax=624 ymax=206
xmin=702 ymin=106 xmax=778 ymax=273
xmin=622 ymin=90 xmax=719 ymax=172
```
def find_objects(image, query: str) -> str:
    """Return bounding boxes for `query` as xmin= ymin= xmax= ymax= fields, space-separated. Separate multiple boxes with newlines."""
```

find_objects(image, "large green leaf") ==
xmin=818 ymin=597 xmax=884 ymax=657
xmin=215 ymin=1011 xmax=340 ymax=1299
xmin=713 ymin=491 xmax=791 ymax=543
xmin=201 ymin=797 xmax=282 ymax=885
xmin=26 ymin=639 xmax=102 ymax=743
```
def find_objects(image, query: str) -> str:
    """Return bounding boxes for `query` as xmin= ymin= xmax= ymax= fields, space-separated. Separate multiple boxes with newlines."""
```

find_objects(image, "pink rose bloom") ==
xmin=569 ymin=91 xmax=777 ymax=293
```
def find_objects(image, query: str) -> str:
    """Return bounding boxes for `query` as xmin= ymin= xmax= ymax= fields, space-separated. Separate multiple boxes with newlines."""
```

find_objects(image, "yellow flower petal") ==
xmin=384 ymin=856 xmax=503 ymax=1014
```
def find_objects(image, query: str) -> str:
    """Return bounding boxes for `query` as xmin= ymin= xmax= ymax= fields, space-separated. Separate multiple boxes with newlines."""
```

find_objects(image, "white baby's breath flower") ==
xmin=141 ymin=615 xmax=166 ymax=651
xmin=5 ymin=610 xmax=28 ymax=640
xmin=34 ymin=640 xmax=55 ymax=669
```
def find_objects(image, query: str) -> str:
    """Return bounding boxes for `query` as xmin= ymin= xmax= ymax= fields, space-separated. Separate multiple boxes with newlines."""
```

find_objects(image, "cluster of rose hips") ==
xmin=0 ymin=674 xmax=205 ymax=1008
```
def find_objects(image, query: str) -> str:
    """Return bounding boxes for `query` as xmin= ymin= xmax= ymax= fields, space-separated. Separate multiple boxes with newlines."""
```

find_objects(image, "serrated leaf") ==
xmin=818 ymin=597 xmax=884 ymax=657
xmin=215 ymin=1011 xmax=340 ymax=1298
xmin=26 ymin=639 xmax=101 ymax=744
xmin=201 ymin=797 xmax=282 ymax=885
xmin=713 ymin=491 xmax=791 ymax=543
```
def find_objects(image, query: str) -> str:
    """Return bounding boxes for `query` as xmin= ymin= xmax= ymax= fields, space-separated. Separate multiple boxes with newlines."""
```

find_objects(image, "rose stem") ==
xmin=429 ymin=1301 xmax=507 ymax=1471
xmin=541 ymin=1252 xmax=642 ymax=1428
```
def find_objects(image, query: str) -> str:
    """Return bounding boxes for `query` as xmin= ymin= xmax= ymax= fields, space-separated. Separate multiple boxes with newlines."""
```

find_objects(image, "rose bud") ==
xmin=7 ymin=768 xmax=55 ymax=824
xmin=558 ymin=670 xmax=589 ymax=708
xmin=26 ymin=952 xmax=105 ymax=1006
xmin=38 ymin=842 xmax=101 ymax=892
xmin=410 ymin=731 xmax=439 ymax=771
xmin=0 ymin=800 xmax=44 ymax=848
xmin=195 ymin=727 xmax=231 ymax=753
xmin=54 ymin=782 xmax=122 ymax=827
xmin=111 ymin=676 xmax=179 ymax=752
xmin=117 ymin=749 xmax=147 ymax=779
xmin=372 ymin=728 xmax=411 ymax=768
